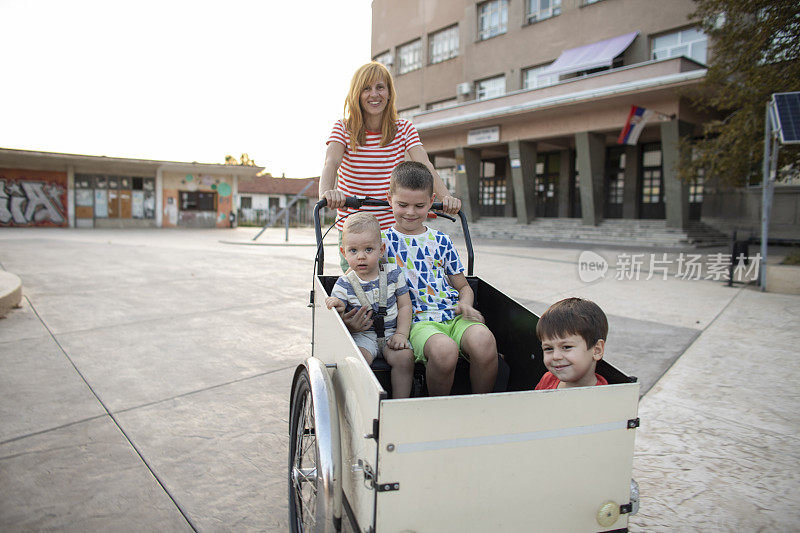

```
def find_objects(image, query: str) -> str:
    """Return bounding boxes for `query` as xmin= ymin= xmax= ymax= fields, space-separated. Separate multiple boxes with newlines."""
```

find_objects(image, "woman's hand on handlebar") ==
xmin=440 ymin=194 xmax=461 ymax=215
xmin=322 ymin=189 xmax=347 ymax=210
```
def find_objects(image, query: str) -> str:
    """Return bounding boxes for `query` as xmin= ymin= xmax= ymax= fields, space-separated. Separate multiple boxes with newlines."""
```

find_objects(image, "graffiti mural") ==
xmin=0 ymin=169 xmax=68 ymax=227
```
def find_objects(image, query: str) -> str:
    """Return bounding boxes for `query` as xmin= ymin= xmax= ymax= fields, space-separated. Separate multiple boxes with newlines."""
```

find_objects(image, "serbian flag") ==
xmin=617 ymin=105 xmax=654 ymax=145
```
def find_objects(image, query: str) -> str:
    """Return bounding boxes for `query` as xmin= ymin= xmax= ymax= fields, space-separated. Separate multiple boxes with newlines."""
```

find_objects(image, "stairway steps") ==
xmin=430 ymin=217 xmax=730 ymax=248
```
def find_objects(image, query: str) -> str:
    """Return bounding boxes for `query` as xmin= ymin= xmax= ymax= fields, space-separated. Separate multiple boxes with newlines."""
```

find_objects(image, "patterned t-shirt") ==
xmin=327 ymin=118 xmax=423 ymax=230
xmin=329 ymin=264 xmax=408 ymax=333
xmin=382 ymin=226 xmax=464 ymax=324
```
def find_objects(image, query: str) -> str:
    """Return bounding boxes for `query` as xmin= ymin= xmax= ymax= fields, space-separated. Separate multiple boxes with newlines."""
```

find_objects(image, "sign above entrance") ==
xmin=467 ymin=126 xmax=500 ymax=146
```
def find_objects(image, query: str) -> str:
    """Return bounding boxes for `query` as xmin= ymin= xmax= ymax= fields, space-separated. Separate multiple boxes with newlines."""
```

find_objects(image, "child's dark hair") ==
xmin=390 ymin=161 xmax=434 ymax=195
xmin=536 ymin=297 xmax=608 ymax=348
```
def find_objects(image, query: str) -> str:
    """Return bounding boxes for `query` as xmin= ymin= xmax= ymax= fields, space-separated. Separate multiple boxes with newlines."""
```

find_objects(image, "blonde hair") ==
xmin=342 ymin=212 xmax=382 ymax=243
xmin=344 ymin=62 xmax=398 ymax=153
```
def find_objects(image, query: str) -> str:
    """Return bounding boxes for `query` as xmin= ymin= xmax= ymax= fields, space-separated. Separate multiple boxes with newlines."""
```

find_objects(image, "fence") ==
xmin=237 ymin=204 xmax=335 ymax=227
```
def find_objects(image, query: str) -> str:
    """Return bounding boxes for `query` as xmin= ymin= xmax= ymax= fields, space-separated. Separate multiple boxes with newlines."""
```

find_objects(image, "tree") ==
xmin=224 ymin=153 xmax=258 ymax=166
xmin=678 ymin=0 xmax=800 ymax=186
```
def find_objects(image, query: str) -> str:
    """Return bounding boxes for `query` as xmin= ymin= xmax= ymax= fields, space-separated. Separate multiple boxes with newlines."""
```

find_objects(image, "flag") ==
xmin=617 ymin=105 xmax=654 ymax=145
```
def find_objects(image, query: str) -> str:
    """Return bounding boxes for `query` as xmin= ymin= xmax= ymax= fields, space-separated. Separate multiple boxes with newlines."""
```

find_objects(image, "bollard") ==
xmin=728 ymin=231 xmax=750 ymax=286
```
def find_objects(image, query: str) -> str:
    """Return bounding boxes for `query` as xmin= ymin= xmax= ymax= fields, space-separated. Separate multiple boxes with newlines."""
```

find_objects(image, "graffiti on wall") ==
xmin=0 ymin=170 xmax=68 ymax=227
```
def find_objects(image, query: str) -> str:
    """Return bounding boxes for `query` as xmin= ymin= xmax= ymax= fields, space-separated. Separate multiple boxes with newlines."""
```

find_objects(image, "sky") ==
xmin=0 ymin=0 xmax=373 ymax=178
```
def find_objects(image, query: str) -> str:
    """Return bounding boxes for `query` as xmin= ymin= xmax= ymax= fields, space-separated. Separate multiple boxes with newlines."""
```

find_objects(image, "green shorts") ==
xmin=408 ymin=315 xmax=485 ymax=364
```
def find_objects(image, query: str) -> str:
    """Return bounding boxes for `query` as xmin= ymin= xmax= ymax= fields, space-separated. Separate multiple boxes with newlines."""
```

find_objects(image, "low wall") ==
xmin=702 ymin=185 xmax=800 ymax=242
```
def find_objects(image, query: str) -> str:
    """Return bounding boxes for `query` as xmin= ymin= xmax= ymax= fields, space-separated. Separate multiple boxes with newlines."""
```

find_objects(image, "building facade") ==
xmin=237 ymin=176 xmax=320 ymax=227
xmin=371 ymin=0 xmax=800 ymax=240
xmin=0 ymin=148 xmax=263 ymax=229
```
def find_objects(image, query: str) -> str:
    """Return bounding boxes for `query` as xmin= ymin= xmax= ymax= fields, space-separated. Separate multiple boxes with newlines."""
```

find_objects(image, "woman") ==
xmin=319 ymin=61 xmax=461 ymax=263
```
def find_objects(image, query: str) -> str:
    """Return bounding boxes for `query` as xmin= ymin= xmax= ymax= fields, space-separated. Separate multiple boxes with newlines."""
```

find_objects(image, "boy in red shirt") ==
xmin=534 ymin=297 xmax=609 ymax=389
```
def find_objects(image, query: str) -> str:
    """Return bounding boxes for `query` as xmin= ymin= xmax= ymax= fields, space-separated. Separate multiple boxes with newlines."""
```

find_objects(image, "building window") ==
xmin=373 ymin=50 xmax=393 ymax=67
xmin=398 ymin=39 xmax=422 ymax=74
xmin=478 ymin=0 xmax=508 ymax=41
xmin=527 ymin=0 xmax=560 ymax=23
xmin=652 ymin=27 xmax=708 ymax=65
xmin=398 ymin=107 xmax=421 ymax=120
xmin=641 ymin=147 xmax=663 ymax=204
xmin=689 ymin=176 xmax=704 ymax=203
xmin=689 ymin=148 xmax=704 ymax=203
xmin=476 ymin=75 xmax=506 ymax=100
xmin=428 ymin=98 xmax=458 ymax=111
xmin=522 ymin=64 xmax=558 ymax=89
xmin=607 ymin=152 xmax=625 ymax=205
xmin=240 ymin=196 xmax=252 ymax=209
xmin=429 ymin=25 xmax=459 ymax=64
xmin=180 ymin=190 xmax=217 ymax=211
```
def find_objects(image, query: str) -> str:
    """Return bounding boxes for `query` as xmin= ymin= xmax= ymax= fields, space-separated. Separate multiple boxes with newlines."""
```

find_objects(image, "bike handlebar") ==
xmin=313 ymin=197 xmax=474 ymax=276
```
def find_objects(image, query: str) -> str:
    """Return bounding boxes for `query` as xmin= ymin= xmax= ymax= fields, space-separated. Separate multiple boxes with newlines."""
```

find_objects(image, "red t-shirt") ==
xmin=535 ymin=372 xmax=608 ymax=390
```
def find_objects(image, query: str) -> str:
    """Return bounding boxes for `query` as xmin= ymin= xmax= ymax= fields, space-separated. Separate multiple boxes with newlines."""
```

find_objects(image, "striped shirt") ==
xmin=330 ymin=265 xmax=409 ymax=333
xmin=327 ymin=118 xmax=423 ymax=230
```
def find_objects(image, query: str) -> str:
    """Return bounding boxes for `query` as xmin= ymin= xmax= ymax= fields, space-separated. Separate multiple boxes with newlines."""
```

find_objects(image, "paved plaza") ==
xmin=1 ymin=226 xmax=798 ymax=531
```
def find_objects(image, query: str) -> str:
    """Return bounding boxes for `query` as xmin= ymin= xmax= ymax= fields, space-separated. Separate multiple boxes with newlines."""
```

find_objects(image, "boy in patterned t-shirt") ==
xmin=381 ymin=161 xmax=498 ymax=396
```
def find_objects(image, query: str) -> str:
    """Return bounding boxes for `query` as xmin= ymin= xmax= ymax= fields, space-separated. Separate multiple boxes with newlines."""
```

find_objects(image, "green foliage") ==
xmin=679 ymin=0 xmax=800 ymax=186
xmin=224 ymin=153 xmax=258 ymax=166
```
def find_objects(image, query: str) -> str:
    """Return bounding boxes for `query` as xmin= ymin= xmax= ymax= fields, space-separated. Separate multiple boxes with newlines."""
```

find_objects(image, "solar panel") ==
xmin=772 ymin=92 xmax=800 ymax=144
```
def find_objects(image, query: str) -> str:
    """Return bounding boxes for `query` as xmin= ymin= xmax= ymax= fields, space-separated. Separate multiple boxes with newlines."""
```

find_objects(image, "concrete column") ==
xmin=503 ymin=158 xmax=515 ymax=217
xmin=622 ymin=145 xmax=641 ymax=219
xmin=156 ymin=166 xmax=163 ymax=228
xmin=661 ymin=120 xmax=694 ymax=229
xmin=575 ymin=131 xmax=606 ymax=226
xmin=454 ymin=147 xmax=481 ymax=222
xmin=508 ymin=140 xmax=537 ymax=224
xmin=557 ymin=149 xmax=572 ymax=217
xmin=67 ymin=165 xmax=75 ymax=228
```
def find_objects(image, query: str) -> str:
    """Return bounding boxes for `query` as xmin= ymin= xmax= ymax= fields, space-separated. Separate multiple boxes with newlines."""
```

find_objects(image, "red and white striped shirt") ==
xmin=327 ymin=118 xmax=423 ymax=230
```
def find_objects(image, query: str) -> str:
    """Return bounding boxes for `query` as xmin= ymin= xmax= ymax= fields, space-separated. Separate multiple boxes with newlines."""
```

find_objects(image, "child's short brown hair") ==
xmin=536 ymin=297 xmax=608 ymax=348
xmin=342 ymin=212 xmax=381 ymax=243
xmin=390 ymin=161 xmax=434 ymax=195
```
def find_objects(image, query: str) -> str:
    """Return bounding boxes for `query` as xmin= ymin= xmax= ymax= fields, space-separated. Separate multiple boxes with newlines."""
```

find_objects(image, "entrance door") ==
xmin=534 ymin=153 xmax=559 ymax=217
xmin=604 ymin=148 xmax=625 ymax=219
xmin=478 ymin=159 xmax=507 ymax=217
xmin=107 ymin=176 xmax=120 ymax=218
xmin=571 ymin=151 xmax=582 ymax=218
xmin=689 ymin=174 xmax=703 ymax=220
xmin=639 ymin=143 xmax=665 ymax=219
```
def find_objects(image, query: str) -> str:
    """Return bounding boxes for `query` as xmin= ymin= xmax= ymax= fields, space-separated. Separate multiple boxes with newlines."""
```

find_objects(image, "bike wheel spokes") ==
xmin=291 ymin=388 xmax=319 ymax=530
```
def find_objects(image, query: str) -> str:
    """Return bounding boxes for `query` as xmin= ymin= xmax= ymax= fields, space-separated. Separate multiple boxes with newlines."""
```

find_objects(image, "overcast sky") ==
xmin=0 ymin=0 xmax=373 ymax=178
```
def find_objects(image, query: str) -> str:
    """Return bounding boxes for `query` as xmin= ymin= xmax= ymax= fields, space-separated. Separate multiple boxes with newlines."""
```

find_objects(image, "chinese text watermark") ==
xmin=578 ymin=251 xmax=761 ymax=282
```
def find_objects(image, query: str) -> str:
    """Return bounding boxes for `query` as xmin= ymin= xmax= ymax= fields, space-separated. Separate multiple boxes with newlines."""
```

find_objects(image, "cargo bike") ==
xmin=289 ymin=197 xmax=640 ymax=532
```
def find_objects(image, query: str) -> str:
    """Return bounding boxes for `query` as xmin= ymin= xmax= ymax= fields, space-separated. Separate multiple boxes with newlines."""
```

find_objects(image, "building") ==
xmin=371 ymin=0 xmax=800 ymax=241
xmin=237 ymin=175 xmax=320 ymax=227
xmin=0 ymin=148 xmax=263 ymax=229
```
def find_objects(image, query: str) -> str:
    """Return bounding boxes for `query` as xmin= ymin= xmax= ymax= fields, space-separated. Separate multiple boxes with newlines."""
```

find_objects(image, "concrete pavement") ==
xmin=1 ymin=226 xmax=798 ymax=531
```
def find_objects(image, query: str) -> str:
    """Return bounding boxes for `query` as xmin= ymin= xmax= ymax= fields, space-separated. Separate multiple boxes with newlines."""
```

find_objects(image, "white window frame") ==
xmin=428 ymin=98 xmax=458 ymax=111
xmin=429 ymin=24 xmax=459 ymax=64
xmin=478 ymin=0 xmax=508 ymax=41
xmin=476 ymin=75 xmax=506 ymax=100
xmin=398 ymin=39 xmax=422 ymax=74
xmin=651 ymin=27 xmax=708 ymax=65
xmin=398 ymin=107 xmax=421 ymax=120
xmin=373 ymin=50 xmax=393 ymax=67
xmin=522 ymin=64 xmax=558 ymax=89
xmin=527 ymin=0 xmax=561 ymax=23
